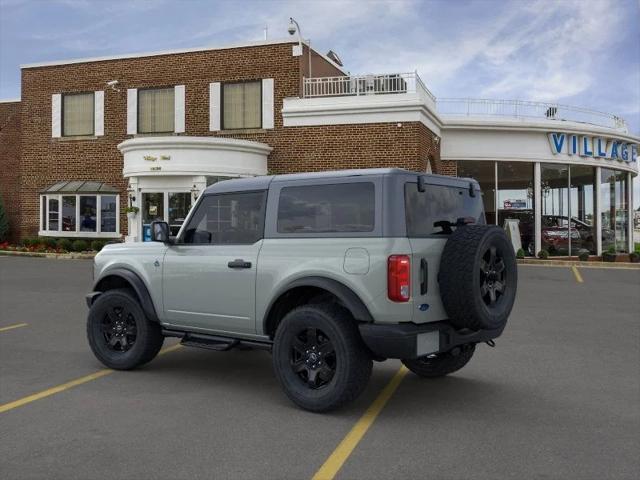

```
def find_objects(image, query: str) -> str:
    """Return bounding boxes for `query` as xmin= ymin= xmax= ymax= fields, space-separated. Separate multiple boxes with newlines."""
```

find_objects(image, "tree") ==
xmin=0 ymin=194 xmax=9 ymax=242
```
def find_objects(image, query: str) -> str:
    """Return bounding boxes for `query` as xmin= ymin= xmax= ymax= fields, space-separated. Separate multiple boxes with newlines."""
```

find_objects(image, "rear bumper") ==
xmin=358 ymin=321 xmax=504 ymax=360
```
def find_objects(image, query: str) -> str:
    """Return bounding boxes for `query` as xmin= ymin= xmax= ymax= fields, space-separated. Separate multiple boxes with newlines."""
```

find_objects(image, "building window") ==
xmin=62 ymin=92 xmax=94 ymax=136
xmin=40 ymin=193 xmax=119 ymax=237
xmin=497 ymin=162 xmax=534 ymax=255
xmin=569 ymin=166 xmax=596 ymax=254
xmin=457 ymin=161 xmax=496 ymax=225
xmin=601 ymin=168 xmax=628 ymax=253
xmin=222 ymin=81 xmax=261 ymax=129
xmin=138 ymin=87 xmax=175 ymax=133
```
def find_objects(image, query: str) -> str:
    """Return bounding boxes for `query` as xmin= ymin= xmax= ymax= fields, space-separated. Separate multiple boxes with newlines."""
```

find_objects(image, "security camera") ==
xmin=106 ymin=80 xmax=118 ymax=87
xmin=288 ymin=18 xmax=297 ymax=35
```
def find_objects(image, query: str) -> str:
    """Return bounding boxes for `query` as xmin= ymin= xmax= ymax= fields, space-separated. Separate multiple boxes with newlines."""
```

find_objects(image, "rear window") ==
xmin=277 ymin=183 xmax=375 ymax=234
xmin=405 ymin=182 xmax=485 ymax=236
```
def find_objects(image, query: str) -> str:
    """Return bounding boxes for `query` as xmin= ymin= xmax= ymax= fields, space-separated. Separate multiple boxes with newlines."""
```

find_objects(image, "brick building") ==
xmin=0 ymin=37 xmax=637 ymax=254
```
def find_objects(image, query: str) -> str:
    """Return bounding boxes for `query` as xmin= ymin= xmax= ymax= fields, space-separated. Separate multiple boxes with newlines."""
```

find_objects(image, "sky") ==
xmin=0 ymin=0 xmax=639 ymax=204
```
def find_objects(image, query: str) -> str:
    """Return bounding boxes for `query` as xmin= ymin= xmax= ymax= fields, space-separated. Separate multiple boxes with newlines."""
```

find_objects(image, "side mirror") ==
xmin=151 ymin=221 xmax=170 ymax=243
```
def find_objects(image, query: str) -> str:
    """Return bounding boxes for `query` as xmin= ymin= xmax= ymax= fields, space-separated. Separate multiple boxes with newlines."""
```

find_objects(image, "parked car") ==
xmin=85 ymin=169 xmax=518 ymax=412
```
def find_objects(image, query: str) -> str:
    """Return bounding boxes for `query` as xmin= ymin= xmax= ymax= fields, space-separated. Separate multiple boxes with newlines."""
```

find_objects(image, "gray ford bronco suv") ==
xmin=86 ymin=169 xmax=517 ymax=412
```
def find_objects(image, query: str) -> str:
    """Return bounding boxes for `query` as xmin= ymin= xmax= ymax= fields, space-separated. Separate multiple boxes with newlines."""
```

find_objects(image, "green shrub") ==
xmin=22 ymin=237 xmax=37 ymax=247
xmin=537 ymin=249 xmax=549 ymax=260
xmin=40 ymin=237 xmax=57 ymax=249
xmin=516 ymin=248 xmax=525 ymax=259
xmin=71 ymin=239 xmax=88 ymax=252
xmin=577 ymin=249 xmax=590 ymax=261
xmin=90 ymin=240 xmax=106 ymax=252
xmin=58 ymin=238 xmax=73 ymax=252
xmin=0 ymin=195 xmax=9 ymax=242
xmin=606 ymin=245 xmax=616 ymax=254
xmin=629 ymin=252 xmax=640 ymax=263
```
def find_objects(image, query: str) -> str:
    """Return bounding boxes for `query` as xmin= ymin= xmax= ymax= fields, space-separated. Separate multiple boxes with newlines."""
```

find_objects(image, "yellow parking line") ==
xmin=0 ymin=323 xmax=28 ymax=333
xmin=571 ymin=265 xmax=584 ymax=283
xmin=0 ymin=343 xmax=182 ymax=414
xmin=312 ymin=366 xmax=409 ymax=480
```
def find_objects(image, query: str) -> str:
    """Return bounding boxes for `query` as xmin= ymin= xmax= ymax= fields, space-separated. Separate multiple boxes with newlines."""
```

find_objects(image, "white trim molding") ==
xmin=118 ymin=136 xmax=271 ymax=178
xmin=127 ymin=88 xmax=137 ymax=135
xmin=94 ymin=90 xmax=104 ymax=136
xmin=174 ymin=85 xmax=186 ymax=133
xmin=51 ymin=94 xmax=62 ymax=138
xmin=262 ymin=78 xmax=275 ymax=129
xmin=209 ymin=82 xmax=221 ymax=131
xmin=282 ymin=93 xmax=442 ymax=136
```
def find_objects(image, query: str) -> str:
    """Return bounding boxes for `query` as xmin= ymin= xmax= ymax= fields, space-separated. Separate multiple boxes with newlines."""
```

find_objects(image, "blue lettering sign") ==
xmin=610 ymin=141 xmax=619 ymax=159
xmin=620 ymin=143 xmax=628 ymax=162
xmin=631 ymin=144 xmax=638 ymax=163
xmin=580 ymin=136 xmax=593 ymax=156
xmin=548 ymin=133 xmax=565 ymax=154
xmin=595 ymin=138 xmax=607 ymax=157
xmin=569 ymin=135 xmax=578 ymax=155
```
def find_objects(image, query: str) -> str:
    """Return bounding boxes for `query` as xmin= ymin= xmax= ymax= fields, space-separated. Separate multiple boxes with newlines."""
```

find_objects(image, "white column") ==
xmin=127 ymin=89 xmax=137 ymax=135
xmin=51 ymin=94 xmax=62 ymax=138
xmin=174 ymin=85 xmax=186 ymax=133
xmin=94 ymin=91 xmax=104 ymax=136
xmin=628 ymin=171 xmax=633 ymax=253
xmin=125 ymin=177 xmax=139 ymax=242
xmin=209 ymin=82 xmax=221 ymax=131
xmin=595 ymin=167 xmax=602 ymax=256
xmin=534 ymin=162 xmax=542 ymax=256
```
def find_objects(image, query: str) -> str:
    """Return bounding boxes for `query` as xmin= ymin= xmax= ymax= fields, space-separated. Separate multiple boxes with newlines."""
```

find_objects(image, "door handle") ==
xmin=228 ymin=259 xmax=252 ymax=269
xmin=420 ymin=258 xmax=428 ymax=295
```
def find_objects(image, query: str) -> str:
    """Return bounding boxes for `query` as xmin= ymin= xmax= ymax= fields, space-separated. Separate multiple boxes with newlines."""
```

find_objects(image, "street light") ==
xmin=288 ymin=17 xmax=312 ymax=80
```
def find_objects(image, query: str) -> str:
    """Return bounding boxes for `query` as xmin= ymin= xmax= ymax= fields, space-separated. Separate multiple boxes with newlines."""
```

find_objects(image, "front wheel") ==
xmin=402 ymin=345 xmax=475 ymax=378
xmin=272 ymin=304 xmax=372 ymax=412
xmin=87 ymin=288 xmax=164 ymax=370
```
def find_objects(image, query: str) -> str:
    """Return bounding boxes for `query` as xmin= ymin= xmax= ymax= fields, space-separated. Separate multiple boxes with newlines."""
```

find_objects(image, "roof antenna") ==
xmin=263 ymin=25 xmax=268 ymax=40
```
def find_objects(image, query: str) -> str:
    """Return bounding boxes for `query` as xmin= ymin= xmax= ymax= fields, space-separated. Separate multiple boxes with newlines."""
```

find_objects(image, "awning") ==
xmin=41 ymin=181 xmax=120 ymax=194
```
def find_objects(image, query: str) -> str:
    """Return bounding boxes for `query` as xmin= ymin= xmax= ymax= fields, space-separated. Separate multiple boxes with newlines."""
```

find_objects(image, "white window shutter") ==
xmin=262 ymin=78 xmax=274 ymax=129
xmin=94 ymin=91 xmax=104 ymax=136
xmin=209 ymin=82 xmax=221 ymax=131
xmin=127 ymin=88 xmax=137 ymax=135
xmin=51 ymin=94 xmax=62 ymax=138
xmin=174 ymin=85 xmax=185 ymax=133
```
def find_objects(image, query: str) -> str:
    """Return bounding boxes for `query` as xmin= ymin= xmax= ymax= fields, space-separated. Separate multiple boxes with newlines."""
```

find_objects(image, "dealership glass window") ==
xmin=40 ymin=194 xmax=119 ymax=236
xmin=138 ymin=87 xmax=175 ymax=133
xmin=79 ymin=196 xmax=97 ymax=232
xmin=540 ymin=164 xmax=570 ymax=256
xmin=457 ymin=161 xmax=496 ymax=225
xmin=222 ymin=81 xmax=261 ymax=130
xmin=277 ymin=183 xmax=375 ymax=234
xmin=497 ymin=162 xmax=534 ymax=255
xmin=63 ymin=92 xmax=94 ymax=136
xmin=182 ymin=192 xmax=266 ymax=244
xmin=62 ymin=196 xmax=76 ymax=232
xmin=601 ymin=168 xmax=629 ymax=253
xmin=168 ymin=192 xmax=192 ymax=236
xmin=48 ymin=197 xmax=59 ymax=231
xmin=569 ymin=166 xmax=596 ymax=254
xmin=100 ymin=195 xmax=117 ymax=233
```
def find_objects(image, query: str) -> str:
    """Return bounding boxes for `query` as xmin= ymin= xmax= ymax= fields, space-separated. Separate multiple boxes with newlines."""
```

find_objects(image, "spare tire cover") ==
xmin=438 ymin=225 xmax=517 ymax=331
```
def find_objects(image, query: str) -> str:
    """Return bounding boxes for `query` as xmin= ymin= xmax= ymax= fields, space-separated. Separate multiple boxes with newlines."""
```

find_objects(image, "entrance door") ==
xmin=141 ymin=192 xmax=192 ymax=241
xmin=162 ymin=190 xmax=266 ymax=334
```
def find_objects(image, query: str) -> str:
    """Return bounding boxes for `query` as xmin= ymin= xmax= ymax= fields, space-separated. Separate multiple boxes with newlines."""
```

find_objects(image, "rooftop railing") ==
xmin=303 ymin=72 xmax=436 ymax=102
xmin=436 ymin=98 xmax=627 ymax=131
xmin=301 ymin=74 xmax=627 ymax=131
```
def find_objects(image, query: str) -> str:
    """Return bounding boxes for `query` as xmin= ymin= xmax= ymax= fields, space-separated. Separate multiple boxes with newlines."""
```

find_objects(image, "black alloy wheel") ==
xmin=290 ymin=327 xmax=336 ymax=389
xmin=479 ymin=246 xmax=506 ymax=307
xmin=101 ymin=305 xmax=137 ymax=352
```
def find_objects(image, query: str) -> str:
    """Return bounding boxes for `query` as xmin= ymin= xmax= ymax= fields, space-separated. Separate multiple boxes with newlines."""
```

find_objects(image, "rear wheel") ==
xmin=87 ymin=289 xmax=164 ymax=370
xmin=272 ymin=304 xmax=372 ymax=412
xmin=402 ymin=345 xmax=475 ymax=378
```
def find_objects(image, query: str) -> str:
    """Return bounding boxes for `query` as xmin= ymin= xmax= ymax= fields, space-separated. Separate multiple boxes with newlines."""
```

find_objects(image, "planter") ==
xmin=629 ymin=253 xmax=640 ymax=263
xmin=126 ymin=212 xmax=137 ymax=222
xmin=602 ymin=253 xmax=617 ymax=262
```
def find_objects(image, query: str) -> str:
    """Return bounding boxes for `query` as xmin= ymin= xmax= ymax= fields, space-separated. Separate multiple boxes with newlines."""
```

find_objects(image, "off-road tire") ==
xmin=272 ymin=304 xmax=372 ymax=412
xmin=87 ymin=288 xmax=164 ymax=370
xmin=402 ymin=345 xmax=475 ymax=378
xmin=439 ymin=224 xmax=517 ymax=331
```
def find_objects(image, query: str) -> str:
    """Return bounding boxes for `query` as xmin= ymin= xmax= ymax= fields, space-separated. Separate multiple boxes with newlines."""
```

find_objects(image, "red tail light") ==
xmin=388 ymin=255 xmax=411 ymax=302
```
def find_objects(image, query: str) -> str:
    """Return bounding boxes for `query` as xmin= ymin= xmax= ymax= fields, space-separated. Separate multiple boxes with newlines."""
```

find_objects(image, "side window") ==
xmin=181 ymin=191 xmax=266 ymax=245
xmin=277 ymin=183 xmax=375 ymax=234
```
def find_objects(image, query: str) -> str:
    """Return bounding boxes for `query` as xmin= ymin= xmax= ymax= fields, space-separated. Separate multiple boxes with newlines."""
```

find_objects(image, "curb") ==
xmin=517 ymin=258 xmax=640 ymax=269
xmin=0 ymin=250 xmax=95 ymax=260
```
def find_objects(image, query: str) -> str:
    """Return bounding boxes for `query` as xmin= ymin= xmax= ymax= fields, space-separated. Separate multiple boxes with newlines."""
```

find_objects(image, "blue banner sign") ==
xmin=548 ymin=132 xmax=638 ymax=163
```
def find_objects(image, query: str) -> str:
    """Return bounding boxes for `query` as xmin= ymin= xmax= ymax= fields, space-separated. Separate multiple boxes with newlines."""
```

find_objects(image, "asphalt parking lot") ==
xmin=0 ymin=257 xmax=638 ymax=480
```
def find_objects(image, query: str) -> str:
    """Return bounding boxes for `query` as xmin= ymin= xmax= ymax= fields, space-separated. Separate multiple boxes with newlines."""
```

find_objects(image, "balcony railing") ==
xmin=436 ymin=98 xmax=627 ymax=131
xmin=303 ymin=72 xmax=436 ymax=102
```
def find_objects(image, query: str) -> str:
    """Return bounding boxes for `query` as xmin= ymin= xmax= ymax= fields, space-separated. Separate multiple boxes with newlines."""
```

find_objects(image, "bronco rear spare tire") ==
xmin=439 ymin=225 xmax=517 ymax=331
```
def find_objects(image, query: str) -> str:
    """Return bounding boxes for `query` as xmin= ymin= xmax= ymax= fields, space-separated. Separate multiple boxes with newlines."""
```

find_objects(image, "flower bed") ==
xmin=0 ymin=237 xmax=121 ymax=254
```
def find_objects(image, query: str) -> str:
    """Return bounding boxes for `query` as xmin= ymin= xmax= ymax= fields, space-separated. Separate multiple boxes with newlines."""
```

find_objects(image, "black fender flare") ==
xmin=89 ymin=268 xmax=159 ymax=322
xmin=263 ymin=276 xmax=374 ymax=335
